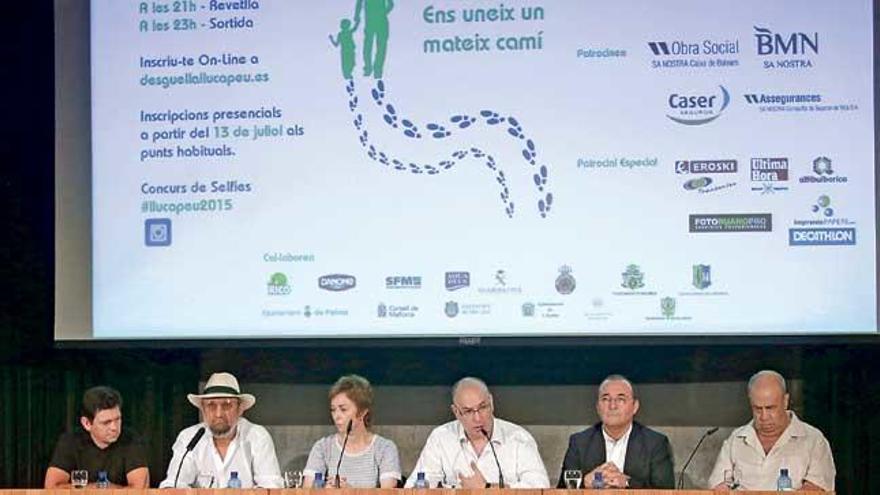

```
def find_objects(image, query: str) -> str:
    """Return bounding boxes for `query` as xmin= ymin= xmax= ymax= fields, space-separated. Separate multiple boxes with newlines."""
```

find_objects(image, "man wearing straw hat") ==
xmin=159 ymin=372 xmax=282 ymax=488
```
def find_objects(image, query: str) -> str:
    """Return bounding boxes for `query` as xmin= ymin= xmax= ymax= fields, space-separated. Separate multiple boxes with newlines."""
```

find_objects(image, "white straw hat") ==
xmin=187 ymin=372 xmax=256 ymax=411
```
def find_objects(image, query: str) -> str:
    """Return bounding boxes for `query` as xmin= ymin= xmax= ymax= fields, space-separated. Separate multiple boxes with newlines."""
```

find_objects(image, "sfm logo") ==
xmin=754 ymin=26 xmax=818 ymax=55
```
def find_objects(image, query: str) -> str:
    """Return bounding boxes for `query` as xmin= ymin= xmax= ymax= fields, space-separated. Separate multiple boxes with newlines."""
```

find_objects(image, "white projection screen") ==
xmin=55 ymin=0 xmax=878 ymax=342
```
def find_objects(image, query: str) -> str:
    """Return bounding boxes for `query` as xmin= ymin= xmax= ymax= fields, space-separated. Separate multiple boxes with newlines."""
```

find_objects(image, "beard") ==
xmin=209 ymin=420 xmax=237 ymax=439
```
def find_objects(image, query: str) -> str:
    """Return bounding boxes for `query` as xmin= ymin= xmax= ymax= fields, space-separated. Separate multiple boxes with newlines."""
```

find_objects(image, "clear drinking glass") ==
xmin=283 ymin=470 xmax=303 ymax=489
xmin=195 ymin=473 xmax=215 ymax=488
xmin=71 ymin=470 xmax=89 ymax=489
xmin=723 ymin=466 xmax=742 ymax=490
xmin=563 ymin=469 xmax=583 ymax=489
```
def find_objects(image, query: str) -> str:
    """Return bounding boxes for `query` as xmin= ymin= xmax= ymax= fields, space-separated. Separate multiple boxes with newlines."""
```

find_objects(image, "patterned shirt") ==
xmin=304 ymin=433 xmax=401 ymax=487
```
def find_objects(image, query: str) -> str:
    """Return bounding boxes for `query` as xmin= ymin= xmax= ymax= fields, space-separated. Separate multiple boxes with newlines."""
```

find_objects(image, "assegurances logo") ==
xmin=666 ymin=85 xmax=730 ymax=125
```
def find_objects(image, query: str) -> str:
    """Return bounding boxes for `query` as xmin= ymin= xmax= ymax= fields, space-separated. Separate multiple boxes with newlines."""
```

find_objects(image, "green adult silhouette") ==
xmin=354 ymin=0 xmax=393 ymax=78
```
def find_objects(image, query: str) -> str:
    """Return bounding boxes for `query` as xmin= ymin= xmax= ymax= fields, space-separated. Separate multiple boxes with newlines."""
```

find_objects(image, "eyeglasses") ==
xmin=455 ymin=401 xmax=491 ymax=417
xmin=202 ymin=399 xmax=239 ymax=413
xmin=599 ymin=396 xmax=633 ymax=406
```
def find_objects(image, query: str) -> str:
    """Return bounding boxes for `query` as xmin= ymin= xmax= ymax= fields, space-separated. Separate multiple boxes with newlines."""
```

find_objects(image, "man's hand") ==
xmin=458 ymin=462 xmax=488 ymax=489
xmin=712 ymin=481 xmax=732 ymax=492
xmin=585 ymin=462 xmax=629 ymax=489
xmin=598 ymin=463 xmax=629 ymax=488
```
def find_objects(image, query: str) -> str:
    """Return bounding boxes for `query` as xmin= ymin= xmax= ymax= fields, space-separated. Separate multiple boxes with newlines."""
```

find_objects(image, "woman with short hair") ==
xmin=303 ymin=375 xmax=401 ymax=488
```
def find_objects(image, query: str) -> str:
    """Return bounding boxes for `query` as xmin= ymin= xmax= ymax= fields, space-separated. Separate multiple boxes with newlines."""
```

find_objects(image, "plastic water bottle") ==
xmin=414 ymin=472 xmax=429 ymax=489
xmin=227 ymin=471 xmax=242 ymax=489
xmin=313 ymin=472 xmax=325 ymax=489
xmin=591 ymin=471 xmax=605 ymax=489
xmin=96 ymin=471 xmax=109 ymax=489
xmin=776 ymin=468 xmax=793 ymax=491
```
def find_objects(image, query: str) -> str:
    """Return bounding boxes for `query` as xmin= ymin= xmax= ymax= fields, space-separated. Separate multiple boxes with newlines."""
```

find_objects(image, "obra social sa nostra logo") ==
xmin=666 ymin=85 xmax=730 ymax=125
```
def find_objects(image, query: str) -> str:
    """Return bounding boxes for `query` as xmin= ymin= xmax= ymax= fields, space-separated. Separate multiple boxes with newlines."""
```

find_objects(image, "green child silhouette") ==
xmin=329 ymin=18 xmax=360 ymax=79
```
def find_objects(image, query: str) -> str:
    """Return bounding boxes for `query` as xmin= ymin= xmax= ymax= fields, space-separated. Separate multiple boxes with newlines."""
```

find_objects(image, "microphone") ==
xmin=334 ymin=420 xmax=353 ymax=488
xmin=174 ymin=426 xmax=206 ymax=487
xmin=677 ymin=426 xmax=718 ymax=489
xmin=480 ymin=427 xmax=504 ymax=488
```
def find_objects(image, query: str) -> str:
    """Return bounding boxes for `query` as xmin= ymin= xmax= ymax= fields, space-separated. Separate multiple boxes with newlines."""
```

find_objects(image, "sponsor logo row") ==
xmin=581 ymin=26 xmax=828 ymax=72
xmin=266 ymin=263 xmax=731 ymax=297
xmin=263 ymin=297 xmax=694 ymax=321
xmin=577 ymin=154 xmax=850 ymax=194
xmin=664 ymin=85 xmax=858 ymax=126
xmin=647 ymin=26 xmax=820 ymax=70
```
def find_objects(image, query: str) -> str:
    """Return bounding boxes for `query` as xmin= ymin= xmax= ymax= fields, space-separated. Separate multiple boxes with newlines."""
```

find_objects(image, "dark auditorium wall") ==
xmin=2 ymin=1 xmax=879 ymax=493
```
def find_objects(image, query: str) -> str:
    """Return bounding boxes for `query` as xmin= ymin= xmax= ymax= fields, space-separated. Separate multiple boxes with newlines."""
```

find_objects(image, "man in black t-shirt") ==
xmin=44 ymin=386 xmax=149 ymax=488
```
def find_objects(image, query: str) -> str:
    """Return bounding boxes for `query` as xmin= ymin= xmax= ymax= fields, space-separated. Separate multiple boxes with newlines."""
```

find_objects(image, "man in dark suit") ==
xmin=557 ymin=375 xmax=674 ymax=489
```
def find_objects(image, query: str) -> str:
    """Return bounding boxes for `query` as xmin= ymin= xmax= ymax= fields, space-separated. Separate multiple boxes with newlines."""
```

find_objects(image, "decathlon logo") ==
xmin=789 ymin=228 xmax=855 ymax=246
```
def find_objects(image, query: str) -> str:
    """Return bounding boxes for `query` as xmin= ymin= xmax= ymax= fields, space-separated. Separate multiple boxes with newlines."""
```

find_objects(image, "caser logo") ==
xmin=666 ymin=85 xmax=730 ymax=125
xmin=318 ymin=274 xmax=356 ymax=291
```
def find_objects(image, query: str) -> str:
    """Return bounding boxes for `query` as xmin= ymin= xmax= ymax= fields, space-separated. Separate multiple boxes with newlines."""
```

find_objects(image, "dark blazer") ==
xmin=557 ymin=421 xmax=674 ymax=489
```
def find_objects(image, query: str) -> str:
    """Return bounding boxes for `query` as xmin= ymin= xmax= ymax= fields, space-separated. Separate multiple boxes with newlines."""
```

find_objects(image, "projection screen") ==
xmin=55 ymin=0 xmax=878 ymax=340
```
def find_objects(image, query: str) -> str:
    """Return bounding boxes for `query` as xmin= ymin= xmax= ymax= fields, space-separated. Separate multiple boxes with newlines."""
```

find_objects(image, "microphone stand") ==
xmin=480 ymin=427 xmax=504 ymax=488
xmin=335 ymin=420 xmax=353 ymax=488
xmin=174 ymin=426 xmax=206 ymax=488
xmin=677 ymin=426 xmax=719 ymax=489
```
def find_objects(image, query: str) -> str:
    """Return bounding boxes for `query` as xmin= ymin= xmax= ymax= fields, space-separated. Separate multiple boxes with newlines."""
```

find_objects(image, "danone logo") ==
xmin=666 ymin=85 xmax=730 ymax=125
xmin=318 ymin=274 xmax=356 ymax=291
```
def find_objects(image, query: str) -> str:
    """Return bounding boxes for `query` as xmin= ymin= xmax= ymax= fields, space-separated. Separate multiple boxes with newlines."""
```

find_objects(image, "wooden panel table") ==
xmin=0 ymin=489 xmax=834 ymax=495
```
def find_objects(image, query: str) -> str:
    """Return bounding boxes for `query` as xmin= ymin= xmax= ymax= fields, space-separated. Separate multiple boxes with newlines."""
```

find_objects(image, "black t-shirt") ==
xmin=48 ymin=429 xmax=148 ymax=486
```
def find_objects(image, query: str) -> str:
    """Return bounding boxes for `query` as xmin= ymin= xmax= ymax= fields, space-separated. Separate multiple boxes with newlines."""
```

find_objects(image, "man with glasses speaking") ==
xmin=159 ymin=372 xmax=282 ymax=488
xmin=406 ymin=377 xmax=550 ymax=488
